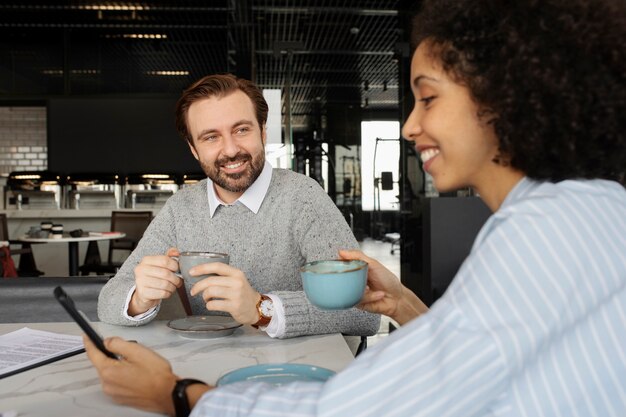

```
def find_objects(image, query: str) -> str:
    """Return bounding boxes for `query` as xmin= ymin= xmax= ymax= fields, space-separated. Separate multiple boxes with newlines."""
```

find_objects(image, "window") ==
xmin=361 ymin=121 xmax=401 ymax=211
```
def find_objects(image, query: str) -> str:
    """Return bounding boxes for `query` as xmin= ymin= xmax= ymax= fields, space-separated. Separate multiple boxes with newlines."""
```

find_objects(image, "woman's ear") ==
xmin=492 ymin=149 xmax=511 ymax=167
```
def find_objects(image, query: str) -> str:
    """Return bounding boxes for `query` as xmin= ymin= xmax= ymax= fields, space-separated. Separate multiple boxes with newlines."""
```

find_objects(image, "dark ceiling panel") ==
xmin=0 ymin=0 xmax=409 ymax=132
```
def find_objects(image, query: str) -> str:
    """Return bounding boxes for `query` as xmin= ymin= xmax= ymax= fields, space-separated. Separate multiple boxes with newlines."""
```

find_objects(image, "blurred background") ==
xmin=1 ymin=0 xmax=488 ymax=308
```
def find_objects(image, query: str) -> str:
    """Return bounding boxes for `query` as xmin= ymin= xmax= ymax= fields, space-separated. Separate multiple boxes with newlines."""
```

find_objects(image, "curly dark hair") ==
xmin=412 ymin=0 xmax=626 ymax=183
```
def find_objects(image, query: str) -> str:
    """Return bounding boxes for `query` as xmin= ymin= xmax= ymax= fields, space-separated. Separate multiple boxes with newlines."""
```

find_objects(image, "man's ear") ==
xmin=188 ymin=141 xmax=200 ymax=161
xmin=261 ymin=124 xmax=267 ymax=146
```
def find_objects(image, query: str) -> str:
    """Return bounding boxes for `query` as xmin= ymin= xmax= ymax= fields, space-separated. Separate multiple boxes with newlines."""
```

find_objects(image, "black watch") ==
xmin=172 ymin=378 xmax=207 ymax=417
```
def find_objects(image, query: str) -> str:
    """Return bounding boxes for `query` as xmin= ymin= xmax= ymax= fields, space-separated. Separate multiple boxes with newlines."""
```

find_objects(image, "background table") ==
xmin=0 ymin=321 xmax=355 ymax=417
xmin=18 ymin=232 xmax=125 ymax=276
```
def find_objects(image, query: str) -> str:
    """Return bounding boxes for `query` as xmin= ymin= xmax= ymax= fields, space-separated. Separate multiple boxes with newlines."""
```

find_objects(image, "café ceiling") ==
xmin=0 ymin=0 xmax=419 ymax=133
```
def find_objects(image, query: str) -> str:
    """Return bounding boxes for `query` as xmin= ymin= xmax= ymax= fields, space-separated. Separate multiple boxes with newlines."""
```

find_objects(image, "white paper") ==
xmin=0 ymin=327 xmax=83 ymax=377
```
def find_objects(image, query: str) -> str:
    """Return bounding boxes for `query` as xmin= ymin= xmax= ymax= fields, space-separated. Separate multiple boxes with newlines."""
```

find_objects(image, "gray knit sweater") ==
xmin=98 ymin=168 xmax=380 ymax=338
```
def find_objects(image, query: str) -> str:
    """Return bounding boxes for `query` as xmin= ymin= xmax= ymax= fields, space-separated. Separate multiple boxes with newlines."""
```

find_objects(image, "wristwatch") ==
xmin=172 ymin=378 xmax=207 ymax=417
xmin=252 ymin=294 xmax=274 ymax=328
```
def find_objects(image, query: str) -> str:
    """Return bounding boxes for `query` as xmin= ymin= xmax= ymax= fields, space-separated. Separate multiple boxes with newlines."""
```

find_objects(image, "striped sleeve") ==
xmin=191 ymin=307 xmax=508 ymax=417
xmin=318 ymin=306 xmax=508 ymax=417
xmin=191 ymin=381 xmax=324 ymax=417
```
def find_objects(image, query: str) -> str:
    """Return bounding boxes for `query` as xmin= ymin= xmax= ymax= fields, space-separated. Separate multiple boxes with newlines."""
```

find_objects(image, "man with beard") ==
xmin=97 ymin=74 xmax=380 ymax=340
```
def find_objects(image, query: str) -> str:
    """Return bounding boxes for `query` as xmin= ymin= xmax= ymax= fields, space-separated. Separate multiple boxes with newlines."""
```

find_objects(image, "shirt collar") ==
xmin=499 ymin=176 xmax=540 ymax=210
xmin=206 ymin=161 xmax=273 ymax=218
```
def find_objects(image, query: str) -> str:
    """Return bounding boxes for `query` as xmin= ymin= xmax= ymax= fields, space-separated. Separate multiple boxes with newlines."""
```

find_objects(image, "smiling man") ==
xmin=185 ymin=90 xmax=267 ymax=203
xmin=97 ymin=73 xmax=380 ymax=340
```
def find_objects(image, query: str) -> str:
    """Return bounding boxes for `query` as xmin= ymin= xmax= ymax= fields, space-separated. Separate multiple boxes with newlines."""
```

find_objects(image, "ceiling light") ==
xmin=41 ymin=69 xmax=100 ymax=75
xmin=80 ymin=4 xmax=148 ymax=11
xmin=104 ymin=34 xmax=167 ymax=39
xmin=145 ymin=70 xmax=189 ymax=76
xmin=72 ymin=69 xmax=100 ymax=75
xmin=41 ymin=70 xmax=63 ymax=76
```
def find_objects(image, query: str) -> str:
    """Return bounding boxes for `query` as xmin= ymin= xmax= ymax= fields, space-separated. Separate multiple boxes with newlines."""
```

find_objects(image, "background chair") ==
xmin=383 ymin=232 xmax=401 ymax=255
xmin=0 ymin=276 xmax=109 ymax=322
xmin=0 ymin=213 xmax=44 ymax=276
xmin=79 ymin=211 xmax=152 ymax=275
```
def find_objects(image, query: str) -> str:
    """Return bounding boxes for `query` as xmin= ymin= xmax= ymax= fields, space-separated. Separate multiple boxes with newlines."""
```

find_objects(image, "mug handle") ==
xmin=170 ymin=255 xmax=183 ymax=279
xmin=170 ymin=255 xmax=192 ymax=316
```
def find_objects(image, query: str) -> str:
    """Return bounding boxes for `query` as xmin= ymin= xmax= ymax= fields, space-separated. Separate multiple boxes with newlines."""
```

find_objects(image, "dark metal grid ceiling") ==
xmin=0 ymin=0 xmax=403 ymax=132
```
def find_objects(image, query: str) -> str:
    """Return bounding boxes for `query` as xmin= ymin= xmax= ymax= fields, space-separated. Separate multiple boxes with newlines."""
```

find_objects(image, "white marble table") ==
xmin=18 ymin=232 xmax=125 ymax=276
xmin=0 ymin=321 xmax=354 ymax=416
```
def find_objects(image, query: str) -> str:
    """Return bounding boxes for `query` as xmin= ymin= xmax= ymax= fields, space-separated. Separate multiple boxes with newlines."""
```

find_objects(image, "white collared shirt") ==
xmin=206 ymin=161 xmax=273 ymax=217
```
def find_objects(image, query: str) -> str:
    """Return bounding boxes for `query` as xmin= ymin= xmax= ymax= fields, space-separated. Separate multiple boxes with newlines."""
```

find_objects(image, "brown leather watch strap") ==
xmin=252 ymin=294 xmax=272 ymax=328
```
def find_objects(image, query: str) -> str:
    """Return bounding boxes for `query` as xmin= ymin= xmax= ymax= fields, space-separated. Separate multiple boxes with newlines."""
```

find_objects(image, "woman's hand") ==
xmin=339 ymin=249 xmax=428 ymax=325
xmin=85 ymin=336 xmax=213 ymax=416
xmin=84 ymin=336 xmax=181 ymax=415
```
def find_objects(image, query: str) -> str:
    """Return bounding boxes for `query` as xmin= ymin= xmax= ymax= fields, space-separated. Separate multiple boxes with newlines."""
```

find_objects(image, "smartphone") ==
xmin=53 ymin=286 xmax=119 ymax=360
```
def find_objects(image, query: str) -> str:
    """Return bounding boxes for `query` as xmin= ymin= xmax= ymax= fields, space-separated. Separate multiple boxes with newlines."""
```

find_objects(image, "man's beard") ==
xmin=200 ymin=151 xmax=265 ymax=193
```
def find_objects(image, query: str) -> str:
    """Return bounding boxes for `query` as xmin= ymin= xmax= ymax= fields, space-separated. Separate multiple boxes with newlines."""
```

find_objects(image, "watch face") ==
xmin=260 ymin=299 xmax=274 ymax=317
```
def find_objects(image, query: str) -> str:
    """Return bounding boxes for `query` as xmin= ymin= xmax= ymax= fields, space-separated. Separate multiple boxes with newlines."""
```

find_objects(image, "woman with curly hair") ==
xmin=85 ymin=0 xmax=625 ymax=415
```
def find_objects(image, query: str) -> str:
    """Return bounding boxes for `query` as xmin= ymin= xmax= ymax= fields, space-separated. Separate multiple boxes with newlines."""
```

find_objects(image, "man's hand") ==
xmin=129 ymin=247 xmax=182 ymax=316
xmin=339 ymin=249 xmax=428 ymax=325
xmin=84 ymin=336 xmax=179 ymax=415
xmin=189 ymin=263 xmax=261 ymax=325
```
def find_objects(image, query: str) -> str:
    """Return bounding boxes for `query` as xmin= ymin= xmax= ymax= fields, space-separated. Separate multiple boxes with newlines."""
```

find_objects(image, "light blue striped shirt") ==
xmin=192 ymin=178 xmax=626 ymax=417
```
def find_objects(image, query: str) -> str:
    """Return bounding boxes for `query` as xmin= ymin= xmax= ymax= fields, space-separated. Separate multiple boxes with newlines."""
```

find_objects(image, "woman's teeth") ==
xmin=420 ymin=148 xmax=440 ymax=163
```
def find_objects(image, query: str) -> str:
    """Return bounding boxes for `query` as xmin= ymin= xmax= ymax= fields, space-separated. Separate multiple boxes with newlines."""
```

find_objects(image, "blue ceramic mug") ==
xmin=300 ymin=260 xmax=368 ymax=310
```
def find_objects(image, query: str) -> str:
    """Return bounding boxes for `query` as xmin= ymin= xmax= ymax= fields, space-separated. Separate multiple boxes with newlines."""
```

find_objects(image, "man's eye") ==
xmin=236 ymin=127 xmax=250 ymax=134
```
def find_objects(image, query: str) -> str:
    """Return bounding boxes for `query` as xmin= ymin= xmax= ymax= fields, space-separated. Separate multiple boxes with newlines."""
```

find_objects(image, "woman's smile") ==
xmin=419 ymin=147 xmax=440 ymax=173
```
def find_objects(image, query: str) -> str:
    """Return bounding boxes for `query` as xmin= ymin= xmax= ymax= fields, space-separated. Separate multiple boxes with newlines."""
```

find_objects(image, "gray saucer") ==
xmin=167 ymin=316 xmax=242 ymax=339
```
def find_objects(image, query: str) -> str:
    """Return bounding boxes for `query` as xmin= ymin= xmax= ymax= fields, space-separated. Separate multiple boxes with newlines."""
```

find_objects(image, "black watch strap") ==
xmin=172 ymin=378 xmax=207 ymax=417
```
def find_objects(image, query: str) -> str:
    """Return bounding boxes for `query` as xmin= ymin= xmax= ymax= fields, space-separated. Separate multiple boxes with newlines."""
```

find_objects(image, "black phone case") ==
xmin=53 ymin=286 xmax=118 ymax=360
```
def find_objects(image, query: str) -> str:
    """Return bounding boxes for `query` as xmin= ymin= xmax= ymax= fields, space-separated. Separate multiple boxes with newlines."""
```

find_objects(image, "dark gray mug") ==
xmin=174 ymin=251 xmax=230 ymax=315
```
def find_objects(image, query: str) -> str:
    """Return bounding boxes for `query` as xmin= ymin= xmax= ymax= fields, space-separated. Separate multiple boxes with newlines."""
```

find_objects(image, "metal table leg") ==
xmin=68 ymin=241 xmax=79 ymax=276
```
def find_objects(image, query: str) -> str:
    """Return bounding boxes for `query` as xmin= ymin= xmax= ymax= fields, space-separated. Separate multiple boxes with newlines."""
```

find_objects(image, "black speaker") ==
xmin=380 ymin=171 xmax=393 ymax=190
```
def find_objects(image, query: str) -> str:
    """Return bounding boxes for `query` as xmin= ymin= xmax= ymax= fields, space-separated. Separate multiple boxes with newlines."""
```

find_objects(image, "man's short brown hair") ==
xmin=175 ymin=73 xmax=269 ymax=145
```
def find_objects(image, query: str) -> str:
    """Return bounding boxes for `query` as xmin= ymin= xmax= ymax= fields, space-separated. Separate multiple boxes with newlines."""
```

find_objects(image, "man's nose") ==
xmin=221 ymin=135 xmax=239 ymax=156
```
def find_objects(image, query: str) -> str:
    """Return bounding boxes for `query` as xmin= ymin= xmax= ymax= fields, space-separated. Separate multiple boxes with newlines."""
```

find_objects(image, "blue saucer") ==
xmin=216 ymin=363 xmax=336 ymax=386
